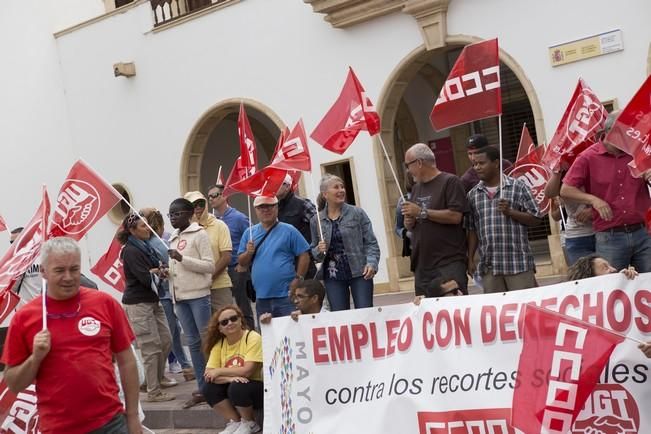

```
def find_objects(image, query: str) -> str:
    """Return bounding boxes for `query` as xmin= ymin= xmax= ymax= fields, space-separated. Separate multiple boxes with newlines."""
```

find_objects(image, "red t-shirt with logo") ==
xmin=1 ymin=288 xmax=135 ymax=434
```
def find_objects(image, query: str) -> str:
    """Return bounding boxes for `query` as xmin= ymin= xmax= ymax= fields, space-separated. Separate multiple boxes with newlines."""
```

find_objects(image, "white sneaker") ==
xmin=219 ymin=420 xmax=242 ymax=434
xmin=233 ymin=420 xmax=261 ymax=434
xmin=168 ymin=361 xmax=182 ymax=374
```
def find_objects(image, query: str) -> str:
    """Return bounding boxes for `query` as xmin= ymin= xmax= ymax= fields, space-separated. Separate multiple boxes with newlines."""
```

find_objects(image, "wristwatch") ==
xmin=418 ymin=206 xmax=428 ymax=221
xmin=295 ymin=274 xmax=305 ymax=281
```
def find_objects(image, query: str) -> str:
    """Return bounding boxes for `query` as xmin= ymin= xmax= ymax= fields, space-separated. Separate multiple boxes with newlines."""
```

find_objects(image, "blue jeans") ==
xmin=564 ymin=234 xmax=596 ymax=266
xmin=174 ymin=295 xmax=211 ymax=389
xmin=325 ymin=276 xmax=374 ymax=311
xmin=160 ymin=298 xmax=191 ymax=369
xmin=256 ymin=296 xmax=295 ymax=319
xmin=595 ymin=227 xmax=651 ymax=273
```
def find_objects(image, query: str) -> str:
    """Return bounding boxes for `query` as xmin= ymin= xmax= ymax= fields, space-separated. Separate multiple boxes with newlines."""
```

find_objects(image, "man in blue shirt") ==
xmin=238 ymin=195 xmax=310 ymax=318
xmin=208 ymin=184 xmax=254 ymax=328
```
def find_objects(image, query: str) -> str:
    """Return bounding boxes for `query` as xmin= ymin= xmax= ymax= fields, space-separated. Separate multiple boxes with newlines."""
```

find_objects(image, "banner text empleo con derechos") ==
xmin=262 ymin=273 xmax=651 ymax=434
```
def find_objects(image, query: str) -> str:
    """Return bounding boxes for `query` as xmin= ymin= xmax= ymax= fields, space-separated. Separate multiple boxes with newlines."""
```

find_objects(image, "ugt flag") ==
xmin=604 ymin=74 xmax=651 ymax=176
xmin=506 ymin=145 xmax=551 ymax=215
xmin=311 ymin=67 xmax=380 ymax=155
xmin=516 ymin=123 xmax=536 ymax=162
xmin=541 ymin=78 xmax=607 ymax=172
xmin=0 ymin=187 xmax=50 ymax=292
xmin=0 ymin=381 xmax=39 ymax=434
xmin=511 ymin=305 xmax=624 ymax=434
xmin=430 ymin=38 xmax=501 ymax=131
xmin=0 ymin=215 xmax=6 ymax=233
xmin=90 ymin=236 xmax=125 ymax=292
xmin=0 ymin=283 xmax=21 ymax=325
xmin=49 ymin=160 xmax=122 ymax=240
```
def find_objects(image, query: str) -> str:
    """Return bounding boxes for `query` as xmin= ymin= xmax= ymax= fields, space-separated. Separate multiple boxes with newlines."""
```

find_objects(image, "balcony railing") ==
xmin=150 ymin=0 xmax=227 ymax=26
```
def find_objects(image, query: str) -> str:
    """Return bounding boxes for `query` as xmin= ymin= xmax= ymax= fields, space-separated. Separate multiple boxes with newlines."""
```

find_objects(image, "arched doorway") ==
xmin=375 ymin=37 xmax=554 ymax=287
xmin=180 ymin=98 xmax=285 ymax=213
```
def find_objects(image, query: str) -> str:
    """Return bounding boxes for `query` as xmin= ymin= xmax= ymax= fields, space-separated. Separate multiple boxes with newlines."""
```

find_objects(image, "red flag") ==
xmin=238 ymin=103 xmax=258 ymax=177
xmin=271 ymin=127 xmax=302 ymax=189
xmin=511 ymin=305 xmax=624 ymax=434
xmin=429 ymin=38 xmax=501 ymax=131
xmin=604 ymin=75 xmax=651 ymax=175
xmin=516 ymin=123 xmax=536 ymax=162
xmin=542 ymin=78 xmax=607 ymax=172
xmin=215 ymin=166 xmax=225 ymax=186
xmin=0 ymin=187 xmax=50 ymax=292
xmin=0 ymin=284 xmax=20 ymax=325
xmin=49 ymin=160 xmax=122 ymax=240
xmin=310 ymin=67 xmax=380 ymax=154
xmin=269 ymin=119 xmax=312 ymax=171
xmin=0 ymin=381 xmax=39 ymax=433
xmin=0 ymin=216 xmax=6 ymax=233
xmin=506 ymin=145 xmax=551 ymax=215
xmin=90 ymin=237 xmax=125 ymax=292
xmin=228 ymin=167 xmax=287 ymax=198
xmin=222 ymin=157 xmax=249 ymax=198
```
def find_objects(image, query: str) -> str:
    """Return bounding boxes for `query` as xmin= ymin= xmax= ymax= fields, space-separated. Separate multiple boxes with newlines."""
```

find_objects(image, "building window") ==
xmin=321 ymin=159 xmax=358 ymax=206
xmin=108 ymin=183 xmax=132 ymax=224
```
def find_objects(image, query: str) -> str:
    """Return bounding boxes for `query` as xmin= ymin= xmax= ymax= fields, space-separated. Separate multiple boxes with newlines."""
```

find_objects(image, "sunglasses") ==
xmin=403 ymin=159 xmax=420 ymax=169
xmin=193 ymin=200 xmax=206 ymax=208
xmin=208 ymin=192 xmax=222 ymax=199
xmin=167 ymin=210 xmax=192 ymax=218
xmin=219 ymin=315 xmax=240 ymax=327
xmin=47 ymin=301 xmax=81 ymax=319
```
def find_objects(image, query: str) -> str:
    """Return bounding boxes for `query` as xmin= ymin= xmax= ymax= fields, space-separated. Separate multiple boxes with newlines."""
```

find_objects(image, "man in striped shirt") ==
xmin=466 ymin=146 xmax=542 ymax=292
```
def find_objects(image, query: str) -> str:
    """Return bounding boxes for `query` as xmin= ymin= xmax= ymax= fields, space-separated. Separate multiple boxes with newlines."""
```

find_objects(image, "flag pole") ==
xmin=41 ymin=277 xmax=47 ymax=330
xmin=41 ymin=184 xmax=48 ymax=331
xmin=309 ymin=172 xmax=324 ymax=241
xmin=216 ymin=165 xmax=222 ymax=186
xmin=247 ymin=196 xmax=252 ymax=239
xmin=498 ymin=114 xmax=504 ymax=197
xmin=558 ymin=200 xmax=568 ymax=229
xmin=376 ymin=135 xmax=405 ymax=199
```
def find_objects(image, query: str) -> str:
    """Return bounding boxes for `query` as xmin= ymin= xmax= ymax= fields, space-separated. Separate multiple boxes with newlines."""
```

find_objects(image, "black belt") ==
xmin=606 ymin=223 xmax=644 ymax=233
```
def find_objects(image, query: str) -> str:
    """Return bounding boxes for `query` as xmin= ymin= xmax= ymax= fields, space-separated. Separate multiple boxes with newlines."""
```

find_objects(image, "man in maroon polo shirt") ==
xmin=561 ymin=111 xmax=651 ymax=272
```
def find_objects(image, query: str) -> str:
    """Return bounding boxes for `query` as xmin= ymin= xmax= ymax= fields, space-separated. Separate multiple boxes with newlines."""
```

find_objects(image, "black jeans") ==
xmin=202 ymin=380 xmax=264 ymax=409
xmin=414 ymin=259 xmax=468 ymax=297
xmin=88 ymin=412 xmax=127 ymax=434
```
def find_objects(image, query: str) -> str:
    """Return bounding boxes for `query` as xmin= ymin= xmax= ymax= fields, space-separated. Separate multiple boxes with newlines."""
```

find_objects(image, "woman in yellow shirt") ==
xmin=202 ymin=305 xmax=263 ymax=434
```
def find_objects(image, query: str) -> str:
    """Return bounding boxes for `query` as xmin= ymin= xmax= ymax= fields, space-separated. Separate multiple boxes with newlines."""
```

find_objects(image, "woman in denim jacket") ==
xmin=310 ymin=174 xmax=380 ymax=311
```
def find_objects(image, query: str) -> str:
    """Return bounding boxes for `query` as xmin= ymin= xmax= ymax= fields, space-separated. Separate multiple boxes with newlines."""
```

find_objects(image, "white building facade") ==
xmin=1 ymin=0 xmax=650 ymax=295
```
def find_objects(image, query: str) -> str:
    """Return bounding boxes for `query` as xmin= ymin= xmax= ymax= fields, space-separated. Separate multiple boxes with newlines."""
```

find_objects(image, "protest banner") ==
xmin=262 ymin=273 xmax=651 ymax=434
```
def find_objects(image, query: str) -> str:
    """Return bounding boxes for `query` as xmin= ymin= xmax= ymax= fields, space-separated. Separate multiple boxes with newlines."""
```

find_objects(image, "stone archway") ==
xmin=374 ymin=37 xmax=550 ymax=289
xmin=179 ymin=98 xmax=285 ymax=212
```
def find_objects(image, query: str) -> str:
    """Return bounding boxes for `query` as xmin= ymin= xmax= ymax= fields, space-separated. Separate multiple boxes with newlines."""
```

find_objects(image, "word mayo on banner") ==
xmin=262 ymin=273 xmax=651 ymax=434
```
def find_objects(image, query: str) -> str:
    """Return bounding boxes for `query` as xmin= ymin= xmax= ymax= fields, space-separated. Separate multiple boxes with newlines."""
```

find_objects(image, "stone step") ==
xmin=141 ymin=373 xmax=226 ymax=430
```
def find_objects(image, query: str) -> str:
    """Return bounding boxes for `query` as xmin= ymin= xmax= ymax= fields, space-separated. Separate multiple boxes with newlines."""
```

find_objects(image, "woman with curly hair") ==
xmin=567 ymin=254 xmax=638 ymax=281
xmin=201 ymin=305 xmax=262 ymax=434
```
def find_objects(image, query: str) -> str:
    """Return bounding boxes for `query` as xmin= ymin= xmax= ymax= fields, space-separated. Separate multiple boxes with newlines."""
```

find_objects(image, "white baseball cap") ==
xmin=253 ymin=195 xmax=279 ymax=207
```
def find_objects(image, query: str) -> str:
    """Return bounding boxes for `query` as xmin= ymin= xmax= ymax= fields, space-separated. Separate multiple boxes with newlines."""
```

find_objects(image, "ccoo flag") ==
xmin=430 ymin=38 xmax=501 ymax=131
xmin=311 ymin=67 xmax=380 ymax=155
xmin=511 ymin=304 xmax=624 ymax=434
xmin=238 ymin=103 xmax=258 ymax=177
